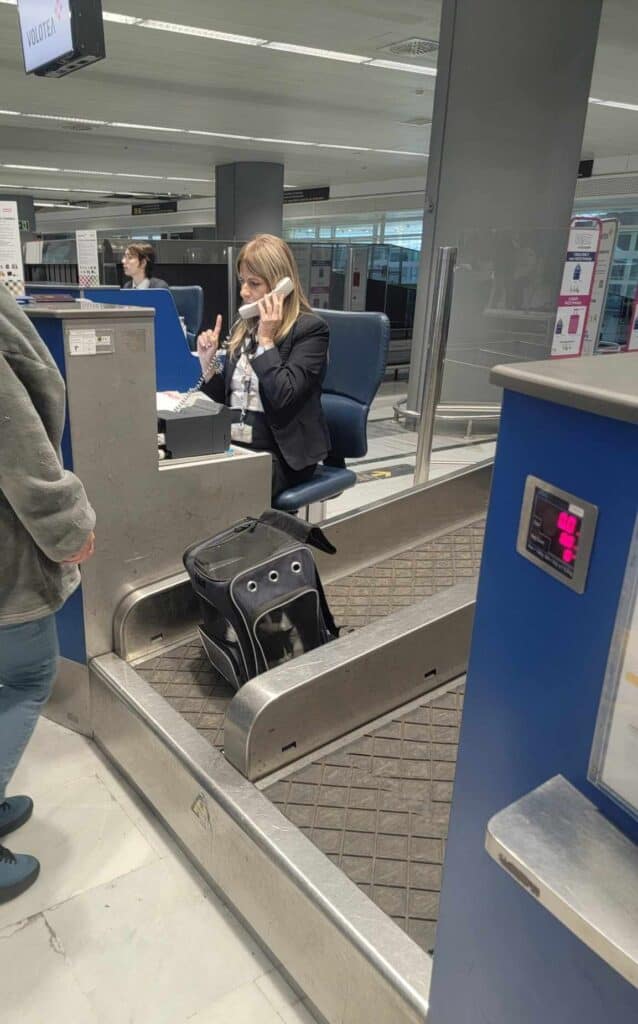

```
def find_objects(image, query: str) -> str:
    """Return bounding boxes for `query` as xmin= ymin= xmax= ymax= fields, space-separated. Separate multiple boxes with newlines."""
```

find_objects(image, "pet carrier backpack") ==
xmin=183 ymin=510 xmax=339 ymax=690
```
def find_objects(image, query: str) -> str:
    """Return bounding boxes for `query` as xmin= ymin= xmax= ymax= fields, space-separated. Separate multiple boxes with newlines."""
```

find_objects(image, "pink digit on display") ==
xmin=557 ymin=511 xmax=570 ymax=531
xmin=559 ymin=532 xmax=575 ymax=549
xmin=562 ymin=549 xmax=575 ymax=564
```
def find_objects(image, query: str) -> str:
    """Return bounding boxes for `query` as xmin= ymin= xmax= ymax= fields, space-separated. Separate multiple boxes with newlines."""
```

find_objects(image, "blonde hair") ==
xmin=227 ymin=234 xmax=311 ymax=356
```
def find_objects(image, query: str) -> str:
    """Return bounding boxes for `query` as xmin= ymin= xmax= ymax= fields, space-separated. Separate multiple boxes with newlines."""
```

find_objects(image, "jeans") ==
xmin=0 ymin=615 xmax=58 ymax=800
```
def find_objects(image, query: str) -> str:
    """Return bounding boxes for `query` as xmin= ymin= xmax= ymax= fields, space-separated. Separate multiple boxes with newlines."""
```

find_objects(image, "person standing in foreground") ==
xmin=0 ymin=282 xmax=96 ymax=904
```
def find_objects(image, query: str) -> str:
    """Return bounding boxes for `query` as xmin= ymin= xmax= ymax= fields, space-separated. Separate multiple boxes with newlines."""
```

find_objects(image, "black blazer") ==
xmin=201 ymin=312 xmax=331 ymax=471
xmin=123 ymin=278 xmax=169 ymax=289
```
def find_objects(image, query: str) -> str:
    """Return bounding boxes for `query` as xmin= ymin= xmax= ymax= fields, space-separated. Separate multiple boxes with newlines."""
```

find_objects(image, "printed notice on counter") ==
xmin=0 ymin=202 xmax=25 ymax=297
xmin=551 ymin=218 xmax=601 ymax=358
xmin=76 ymin=230 xmax=100 ymax=287
xmin=68 ymin=329 xmax=114 ymax=355
xmin=590 ymin=516 xmax=638 ymax=820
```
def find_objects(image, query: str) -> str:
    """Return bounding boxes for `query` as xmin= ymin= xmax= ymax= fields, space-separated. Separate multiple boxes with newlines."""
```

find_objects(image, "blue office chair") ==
xmin=273 ymin=309 xmax=390 ymax=515
xmin=170 ymin=286 xmax=204 ymax=350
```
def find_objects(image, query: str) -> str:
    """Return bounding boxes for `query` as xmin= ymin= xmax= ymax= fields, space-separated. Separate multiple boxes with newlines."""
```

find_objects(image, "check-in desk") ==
xmin=428 ymin=354 xmax=638 ymax=1024
xmin=25 ymin=302 xmax=271 ymax=733
xmin=84 ymin=287 xmax=199 ymax=391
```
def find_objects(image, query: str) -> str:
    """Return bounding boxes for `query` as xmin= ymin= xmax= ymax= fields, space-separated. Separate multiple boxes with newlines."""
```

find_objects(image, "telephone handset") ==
xmin=238 ymin=276 xmax=294 ymax=320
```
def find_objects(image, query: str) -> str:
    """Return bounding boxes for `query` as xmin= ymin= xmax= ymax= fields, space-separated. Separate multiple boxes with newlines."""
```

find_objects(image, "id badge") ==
xmin=231 ymin=421 xmax=253 ymax=444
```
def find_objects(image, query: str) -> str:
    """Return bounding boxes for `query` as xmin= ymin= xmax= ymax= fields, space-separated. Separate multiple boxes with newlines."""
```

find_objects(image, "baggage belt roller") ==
xmin=89 ymin=463 xmax=490 ymax=1024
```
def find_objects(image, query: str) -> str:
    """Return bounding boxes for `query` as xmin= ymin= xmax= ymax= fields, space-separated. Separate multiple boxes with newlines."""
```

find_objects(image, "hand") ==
xmin=257 ymin=291 xmax=284 ymax=346
xmin=63 ymin=531 xmax=95 ymax=565
xmin=197 ymin=315 xmax=222 ymax=374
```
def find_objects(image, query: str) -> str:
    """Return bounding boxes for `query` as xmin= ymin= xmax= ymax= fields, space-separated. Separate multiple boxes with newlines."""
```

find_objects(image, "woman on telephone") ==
xmin=197 ymin=234 xmax=330 ymax=499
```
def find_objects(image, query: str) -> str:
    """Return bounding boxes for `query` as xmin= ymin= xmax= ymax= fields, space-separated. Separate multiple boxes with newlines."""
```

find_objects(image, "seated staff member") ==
xmin=121 ymin=243 xmax=169 ymax=289
xmin=197 ymin=234 xmax=330 ymax=499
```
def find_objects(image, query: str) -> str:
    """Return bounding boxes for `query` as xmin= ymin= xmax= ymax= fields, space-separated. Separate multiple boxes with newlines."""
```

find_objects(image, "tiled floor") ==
xmin=0 ymin=717 xmax=319 ymax=1024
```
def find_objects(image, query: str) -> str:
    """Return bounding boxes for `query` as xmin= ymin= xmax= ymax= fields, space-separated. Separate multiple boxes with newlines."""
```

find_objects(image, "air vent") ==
xmin=401 ymin=117 xmax=432 ymax=127
xmin=379 ymin=37 xmax=438 ymax=57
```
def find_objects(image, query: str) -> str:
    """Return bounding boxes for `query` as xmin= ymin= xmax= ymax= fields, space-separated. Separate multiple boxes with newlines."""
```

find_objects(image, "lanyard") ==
xmin=238 ymin=335 xmax=257 ymax=424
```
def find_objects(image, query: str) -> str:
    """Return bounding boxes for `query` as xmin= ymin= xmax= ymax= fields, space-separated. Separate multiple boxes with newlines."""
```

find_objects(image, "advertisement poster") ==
xmin=590 ymin=518 xmax=638 ymax=820
xmin=309 ymin=246 xmax=332 ymax=310
xmin=583 ymin=217 xmax=618 ymax=355
xmin=349 ymin=247 xmax=369 ymax=312
xmin=76 ymin=229 xmax=100 ymax=287
xmin=551 ymin=217 xmax=601 ymax=358
xmin=0 ymin=201 xmax=25 ymax=297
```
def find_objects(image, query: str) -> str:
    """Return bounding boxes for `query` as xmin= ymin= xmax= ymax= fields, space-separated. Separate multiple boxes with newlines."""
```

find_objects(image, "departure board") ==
xmin=517 ymin=476 xmax=598 ymax=593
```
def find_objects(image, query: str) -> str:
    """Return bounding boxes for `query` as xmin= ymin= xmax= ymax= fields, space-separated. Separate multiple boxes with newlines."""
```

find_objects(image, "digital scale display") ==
xmin=517 ymin=476 xmax=598 ymax=593
xmin=526 ymin=489 xmax=583 ymax=580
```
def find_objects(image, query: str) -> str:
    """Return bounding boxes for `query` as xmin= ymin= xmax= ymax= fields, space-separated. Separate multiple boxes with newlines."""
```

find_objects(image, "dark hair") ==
xmin=125 ymin=242 xmax=155 ymax=278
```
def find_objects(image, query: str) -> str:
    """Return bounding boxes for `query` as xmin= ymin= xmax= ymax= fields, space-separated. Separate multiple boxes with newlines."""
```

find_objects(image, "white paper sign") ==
xmin=551 ymin=218 xmax=601 ymax=358
xmin=76 ymin=230 xmax=100 ymax=287
xmin=0 ymin=201 xmax=25 ymax=297
xmin=68 ymin=329 xmax=97 ymax=355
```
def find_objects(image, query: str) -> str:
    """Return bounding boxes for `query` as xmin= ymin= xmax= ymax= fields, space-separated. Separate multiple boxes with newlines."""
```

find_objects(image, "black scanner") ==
xmin=158 ymin=399 xmax=238 ymax=459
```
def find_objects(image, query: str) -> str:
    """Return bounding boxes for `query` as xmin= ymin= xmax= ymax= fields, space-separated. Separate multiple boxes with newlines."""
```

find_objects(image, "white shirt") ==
xmin=229 ymin=343 xmax=265 ymax=413
xmin=134 ymin=278 xmax=150 ymax=290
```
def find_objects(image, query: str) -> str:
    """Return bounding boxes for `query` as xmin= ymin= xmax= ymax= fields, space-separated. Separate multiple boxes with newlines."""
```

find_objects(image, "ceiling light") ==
xmin=102 ymin=12 xmax=142 ymax=24
xmin=188 ymin=130 xmax=251 ymax=140
xmin=253 ymin=137 xmax=316 ymax=146
xmin=112 ymin=122 xmax=185 ymax=133
xmin=0 ymin=1 xmax=17 ymax=5
xmin=367 ymin=59 xmax=437 ymax=76
xmin=589 ymin=96 xmax=638 ymax=112
xmin=315 ymin=144 xmax=371 ymax=151
xmin=4 ymin=163 xmax=61 ymax=171
xmin=0 ymin=110 xmax=21 ymax=116
xmin=23 ymin=113 xmax=108 ymax=125
xmin=166 ymin=176 xmax=212 ymax=182
xmin=35 ymin=201 xmax=89 ymax=209
xmin=375 ymin=148 xmax=428 ymax=156
xmin=113 ymin=172 xmax=167 ymax=179
xmin=62 ymin=168 xmax=113 ymax=175
xmin=139 ymin=20 xmax=266 ymax=46
xmin=263 ymin=42 xmax=368 ymax=63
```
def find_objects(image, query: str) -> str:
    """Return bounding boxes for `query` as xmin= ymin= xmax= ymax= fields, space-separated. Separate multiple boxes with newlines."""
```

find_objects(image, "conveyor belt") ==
xmin=263 ymin=679 xmax=464 ymax=955
xmin=136 ymin=522 xmax=484 ymax=750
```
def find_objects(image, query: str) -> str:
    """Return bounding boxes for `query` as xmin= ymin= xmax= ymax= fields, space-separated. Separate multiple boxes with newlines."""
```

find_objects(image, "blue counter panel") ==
xmin=429 ymin=388 xmax=638 ymax=1024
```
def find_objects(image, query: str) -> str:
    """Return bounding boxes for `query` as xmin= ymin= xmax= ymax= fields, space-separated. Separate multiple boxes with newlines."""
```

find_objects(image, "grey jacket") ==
xmin=0 ymin=283 xmax=95 ymax=626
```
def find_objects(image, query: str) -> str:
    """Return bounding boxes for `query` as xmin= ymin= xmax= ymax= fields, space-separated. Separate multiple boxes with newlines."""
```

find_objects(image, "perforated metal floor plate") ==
xmin=264 ymin=680 xmax=465 ymax=954
xmin=137 ymin=522 xmax=484 ymax=751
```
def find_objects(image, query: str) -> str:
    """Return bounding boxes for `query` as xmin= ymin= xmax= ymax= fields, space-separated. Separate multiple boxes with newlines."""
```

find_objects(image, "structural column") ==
xmin=215 ymin=162 xmax=284 ymax=241
xmin=407 ymin=0 xmax=603 ymax=414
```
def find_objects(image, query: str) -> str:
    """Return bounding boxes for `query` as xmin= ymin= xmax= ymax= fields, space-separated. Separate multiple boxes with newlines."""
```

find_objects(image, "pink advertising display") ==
xmin=551 ymin=217 xmax=601 ymax=358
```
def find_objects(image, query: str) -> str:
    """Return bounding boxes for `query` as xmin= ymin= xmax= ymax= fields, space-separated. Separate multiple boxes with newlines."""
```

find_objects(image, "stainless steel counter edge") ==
xmin=25 ymin=303 xmax=154 ymax=318
xmin=90 ymin=651 xmax=431 ymax=1023
xmin=486 ymin=775 xmax=638 ymax=989
xmin=225 ymin=580 xmax=476 ymax=780
xmin=490 ymin=354 xmax=638 ymax=425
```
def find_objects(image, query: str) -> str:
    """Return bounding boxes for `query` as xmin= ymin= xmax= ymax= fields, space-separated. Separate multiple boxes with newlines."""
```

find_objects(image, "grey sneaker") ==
xmin=0 ymin=844 xmax=40 ymax=904
xmin=0 ymin=796 xmax=34 ymax=838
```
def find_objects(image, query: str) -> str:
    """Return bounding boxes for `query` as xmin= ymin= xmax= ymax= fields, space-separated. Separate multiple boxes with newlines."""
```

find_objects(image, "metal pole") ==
xmin=226 ymin=244 xmax=236 ymax=325
xmin=343 ymin=245 xmax=354 ymax=311
xmin=413 ymin=246 xmax=458 ymax=485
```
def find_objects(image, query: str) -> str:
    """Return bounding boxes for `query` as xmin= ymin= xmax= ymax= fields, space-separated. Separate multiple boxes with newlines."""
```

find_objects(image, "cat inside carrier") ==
xmin=183 ymin=510 xmax=339 ymax=690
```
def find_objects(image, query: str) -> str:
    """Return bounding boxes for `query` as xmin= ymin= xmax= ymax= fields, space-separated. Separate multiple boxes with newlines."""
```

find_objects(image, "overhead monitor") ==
xmin=17 ymin=0 xmax=105 ymax=78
